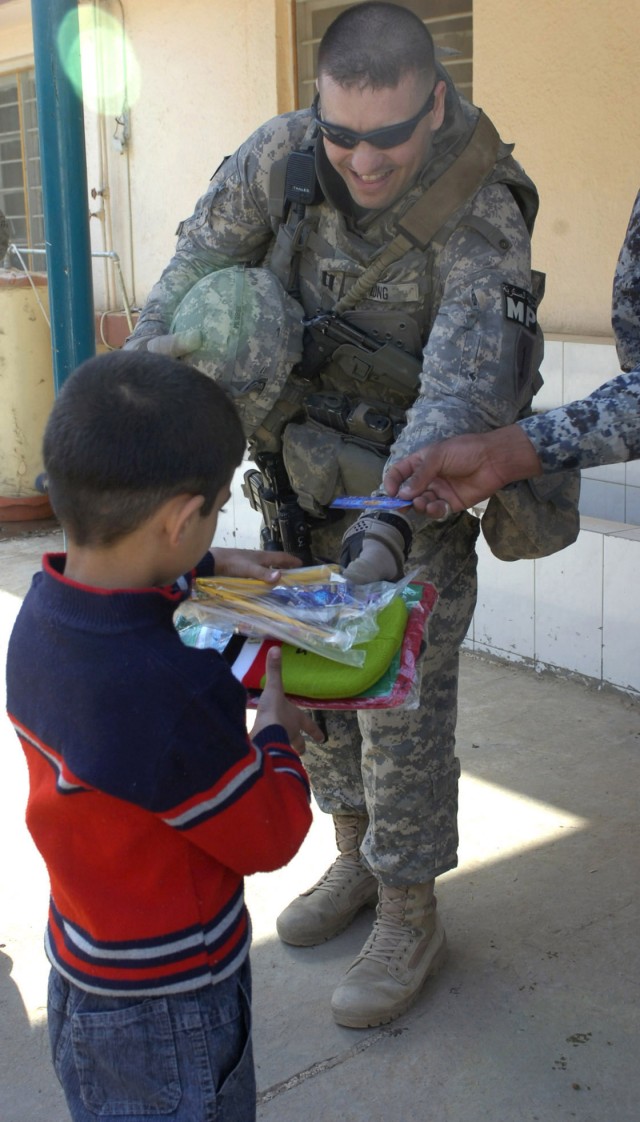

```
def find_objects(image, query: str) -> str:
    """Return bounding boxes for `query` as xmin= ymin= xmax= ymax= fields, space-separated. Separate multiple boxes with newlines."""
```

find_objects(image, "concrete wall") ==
xmin=0 ymin=2 xmax=32 ymax=67
xmin=474 ymin=0 xmax=640 ymax=338
xmin=83 ymin=0 xmax=281 ymax=312
xmin=2 ymin=0 xmax=638 ymax=338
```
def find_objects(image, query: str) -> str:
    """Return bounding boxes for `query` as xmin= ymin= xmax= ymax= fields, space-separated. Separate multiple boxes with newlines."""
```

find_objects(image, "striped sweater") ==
xmin=6 ymin=553 xmax=311 ymax=996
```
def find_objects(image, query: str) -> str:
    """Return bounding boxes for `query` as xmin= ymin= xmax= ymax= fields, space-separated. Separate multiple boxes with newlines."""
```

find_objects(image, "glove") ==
xmin=339 ymin=512 xmax=412 ymax=585
xmin=146 ymin=329 xmax=202 ymax=358
xmin=122 ymin=330 xmax=202 ymax=357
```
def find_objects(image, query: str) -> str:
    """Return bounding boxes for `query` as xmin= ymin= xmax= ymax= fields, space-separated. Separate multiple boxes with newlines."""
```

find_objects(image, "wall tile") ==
xmin=473 ymin=537 xmax=535 ymax=659
xmin=608 ymin=525 xmax=640 ymax=542
xmin=536 ymin=339 xmax=564 ymax=409
xmin=602 ymin=536 xmax=640 ymax=693
xmin=580 ymin=514 xmax=633 ymax=534
xmin=624 ymin=485 xmax=640 ymax=526
xmin=581 ymin=462 xmax=627 ymax=485
xmin=563 ymin=341 xmax=621 ymax=402
xmin=579 ymin=478 xmax=626 ymax=522
xmin=216 ymin=463 xmax=263 ymax=550
xmin=625 ymin=459 xmax=640 ymax=487
xmin=534 ymin=532 xmax=603 ymax=679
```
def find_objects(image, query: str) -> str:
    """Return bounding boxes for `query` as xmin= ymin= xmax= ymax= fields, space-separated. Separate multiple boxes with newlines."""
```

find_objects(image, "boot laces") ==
xmin=307 ymin=853 xmax=371 ymax=897
xmin=359 ymin=892 xmax=413 ymax=964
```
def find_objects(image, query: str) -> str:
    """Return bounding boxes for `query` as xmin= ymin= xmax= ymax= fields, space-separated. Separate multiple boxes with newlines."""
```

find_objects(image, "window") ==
xmin=0 ymin=69 xmax=45 ymax=270
xmin=295 ymin=0 xmax=472 ymax=110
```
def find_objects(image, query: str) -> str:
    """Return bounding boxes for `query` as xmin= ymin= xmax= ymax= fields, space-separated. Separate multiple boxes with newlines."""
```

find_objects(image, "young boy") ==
xmin=6 ymin=350 xmax=321 ymax=1122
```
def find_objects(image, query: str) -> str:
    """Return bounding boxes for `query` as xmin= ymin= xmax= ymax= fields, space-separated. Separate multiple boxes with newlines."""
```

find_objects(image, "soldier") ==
xmin=611 ymin=188 xmax=640 ymax=373
xmin=126 ymin=2 xmax=554 ymax=1028
xmin=387 ymin=189 xmax=640 ymax=512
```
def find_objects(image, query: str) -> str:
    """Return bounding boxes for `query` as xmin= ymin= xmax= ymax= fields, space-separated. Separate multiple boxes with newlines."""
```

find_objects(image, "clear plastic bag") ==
xmin=178 ymin=564 xmax=422 ymax=667
xmin=175 ymin=579 xmax=438 ymax=710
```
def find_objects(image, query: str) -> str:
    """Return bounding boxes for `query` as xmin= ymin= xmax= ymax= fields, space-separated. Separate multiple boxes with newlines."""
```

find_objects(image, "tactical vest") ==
xmin=264 ymin=88 xmax=543 ymax=517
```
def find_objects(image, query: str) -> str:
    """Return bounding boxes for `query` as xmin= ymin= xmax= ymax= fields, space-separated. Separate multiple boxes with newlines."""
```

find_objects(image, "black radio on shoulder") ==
xmin=284 ymin=150 xmax=323 ymax=208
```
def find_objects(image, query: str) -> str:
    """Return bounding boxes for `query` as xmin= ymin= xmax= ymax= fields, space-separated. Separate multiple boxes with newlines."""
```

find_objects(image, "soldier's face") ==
xmin=316 ymin=72 xmax=445 ymax=210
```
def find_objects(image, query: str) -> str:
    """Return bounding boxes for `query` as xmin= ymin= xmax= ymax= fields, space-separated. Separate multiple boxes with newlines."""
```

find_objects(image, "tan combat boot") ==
xmin=276 ymin=813 xmax=378 ymax=946
xmin=330 ymin=881 xmax=447 ymax=1028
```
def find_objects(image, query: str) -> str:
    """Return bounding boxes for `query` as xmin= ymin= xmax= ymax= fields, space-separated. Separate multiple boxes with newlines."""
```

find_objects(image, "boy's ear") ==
xmin=166 ymin=493 xmax=205 ymax=545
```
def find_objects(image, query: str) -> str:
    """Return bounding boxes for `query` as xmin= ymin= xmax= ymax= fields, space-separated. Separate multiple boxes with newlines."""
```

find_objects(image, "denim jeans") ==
xmin=47 ymin=959 xmax=255 ymax=1121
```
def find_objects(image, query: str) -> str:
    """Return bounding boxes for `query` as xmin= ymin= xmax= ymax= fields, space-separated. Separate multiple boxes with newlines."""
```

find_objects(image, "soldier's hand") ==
xmin=340 ymin=512 xmax=411 ymax=585
xmin=146 ymin=330 xmax=202 ymax=359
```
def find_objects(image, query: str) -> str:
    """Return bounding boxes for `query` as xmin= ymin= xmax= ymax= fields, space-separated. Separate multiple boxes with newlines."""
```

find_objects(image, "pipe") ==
xmin=31 ymin=0 xmax=96 ymax=392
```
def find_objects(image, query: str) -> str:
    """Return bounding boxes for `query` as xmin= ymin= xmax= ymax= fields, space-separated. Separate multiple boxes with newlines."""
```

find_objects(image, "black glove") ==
xmin=340 ymin=511 xmax=412 ymax=584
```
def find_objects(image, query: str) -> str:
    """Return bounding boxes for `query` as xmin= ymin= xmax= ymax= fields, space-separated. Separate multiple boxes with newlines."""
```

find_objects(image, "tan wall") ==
xmin=2 ymin=0 xmax=638 ymax=340
xmin=474 ymin=0 xmax=640 ymax=338
xmin=0 ymin=5 xmax=32 ymax=70
xmin=121 ymin=0 xmax=279 ymax=301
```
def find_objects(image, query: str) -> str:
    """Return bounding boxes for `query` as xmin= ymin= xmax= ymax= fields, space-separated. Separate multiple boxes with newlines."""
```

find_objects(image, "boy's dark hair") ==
xmin=317 ymin=2 xmax=435 ymax=91
xmin=43 ymin=350 xmax=246 ymax=546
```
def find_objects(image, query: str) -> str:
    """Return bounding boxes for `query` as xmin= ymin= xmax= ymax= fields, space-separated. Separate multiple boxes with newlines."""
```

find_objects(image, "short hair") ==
xmin=317 ymin=2 xmax=436 ymax=91
xmin=43 ymin=350 xmax=246 ymax=546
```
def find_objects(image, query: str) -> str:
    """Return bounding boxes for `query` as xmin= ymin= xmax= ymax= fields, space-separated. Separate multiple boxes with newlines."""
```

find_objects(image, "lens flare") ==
xmin=57 ymin=4 xmax=141 ymax=115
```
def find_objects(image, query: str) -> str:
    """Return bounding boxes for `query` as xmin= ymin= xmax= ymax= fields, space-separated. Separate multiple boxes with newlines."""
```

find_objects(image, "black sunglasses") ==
xmin=313 ymin=85 xmax=437 ymax=150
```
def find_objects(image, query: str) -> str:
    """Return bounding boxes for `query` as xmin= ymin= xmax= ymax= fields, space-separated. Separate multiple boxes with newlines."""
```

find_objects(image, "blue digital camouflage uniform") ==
xmin=520 ymin=370 xmax=640 ymax=471
xmin=520 ymin=189 xmax=640 ymax=474
xmin=611 ymin=189 xmax=640 ymax=373
xmin=128 ymin=66 xmax=545 ymax=885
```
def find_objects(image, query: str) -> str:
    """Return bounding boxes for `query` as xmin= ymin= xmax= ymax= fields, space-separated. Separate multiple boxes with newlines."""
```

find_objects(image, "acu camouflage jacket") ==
xmin=131 ymin=67 xmax=545 ymax=480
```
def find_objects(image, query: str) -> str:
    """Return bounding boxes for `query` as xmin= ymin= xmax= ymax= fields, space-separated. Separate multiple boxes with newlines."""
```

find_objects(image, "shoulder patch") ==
xmin=503 ymin=283 xmax=537 ymax=333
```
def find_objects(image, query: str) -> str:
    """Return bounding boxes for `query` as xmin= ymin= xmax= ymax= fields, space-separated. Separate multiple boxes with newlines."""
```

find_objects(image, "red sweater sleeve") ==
xmin=161 ymin=728 xmax=312 ymax=876
xmin=151 ymin=689 xmax=312 ymax=876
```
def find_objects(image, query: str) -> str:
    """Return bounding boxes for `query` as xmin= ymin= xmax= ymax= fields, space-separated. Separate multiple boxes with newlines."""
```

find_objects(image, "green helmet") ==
xmin=171 ymin=266 xmax=305 ymax=444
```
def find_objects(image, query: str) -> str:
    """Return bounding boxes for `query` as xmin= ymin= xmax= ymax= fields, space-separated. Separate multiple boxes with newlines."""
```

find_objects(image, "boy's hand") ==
xmin=252 ymin=648 xmax=324 ymax=754
xmin=211 ymin=547 xmax=303 ymax=584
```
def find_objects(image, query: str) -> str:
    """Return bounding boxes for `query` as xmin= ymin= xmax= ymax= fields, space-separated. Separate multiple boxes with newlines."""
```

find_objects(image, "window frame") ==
xmin=0 ymin=66 xmax=45 ymax=272
xmin=294 ymin=0 xmax=473 ymax=111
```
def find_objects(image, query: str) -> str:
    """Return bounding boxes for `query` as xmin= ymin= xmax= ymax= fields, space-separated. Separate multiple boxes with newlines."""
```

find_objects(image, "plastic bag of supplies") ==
xmin=175 ymin=572 xmax=438 ymax=710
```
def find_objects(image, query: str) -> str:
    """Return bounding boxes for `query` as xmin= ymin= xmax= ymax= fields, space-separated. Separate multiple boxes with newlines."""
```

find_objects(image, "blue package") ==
xmin=330 ymin=496 xmax=412 ymax=510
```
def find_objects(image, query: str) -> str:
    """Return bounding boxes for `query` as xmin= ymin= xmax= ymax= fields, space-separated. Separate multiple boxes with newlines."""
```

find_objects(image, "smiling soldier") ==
xmin=126 ymin=2 xmax=550 ymax=1029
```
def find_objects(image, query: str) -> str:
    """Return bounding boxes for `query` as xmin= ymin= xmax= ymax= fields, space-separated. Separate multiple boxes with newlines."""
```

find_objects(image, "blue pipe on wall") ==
xmin=31 ymin=0 xmax=95 ymax=393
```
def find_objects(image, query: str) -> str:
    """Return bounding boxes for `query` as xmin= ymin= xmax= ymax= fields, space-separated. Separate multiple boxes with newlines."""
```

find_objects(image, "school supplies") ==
xmin=177 ymin=580 xmax=438 ymax=710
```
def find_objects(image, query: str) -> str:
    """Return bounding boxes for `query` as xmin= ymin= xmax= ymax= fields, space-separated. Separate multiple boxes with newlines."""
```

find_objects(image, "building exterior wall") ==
xmin=474 ymin=0 xmax=640 ymax=339
xmin=2 ymin=0 xmax=638 ymax=339
xmin=0 ymin=4 xmax=32 ymax=68
xmin=83 ymin=0 xmax=281 ymax=312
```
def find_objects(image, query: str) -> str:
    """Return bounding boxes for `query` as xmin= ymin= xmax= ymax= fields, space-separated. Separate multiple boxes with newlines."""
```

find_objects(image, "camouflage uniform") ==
xmin=520 ymin=370 xmax=640 ymax=472
xmin=129 ymin=67 xmax=542 ymax=885
xmin=519 ymin=189 xmax=640 ymax=474
xmin=611 ymin=189 xmax=640 ymax=373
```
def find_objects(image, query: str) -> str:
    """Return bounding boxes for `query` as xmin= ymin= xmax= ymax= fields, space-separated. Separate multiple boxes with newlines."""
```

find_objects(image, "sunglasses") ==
xmin=313 ymin=85 xmax=437 ymax=150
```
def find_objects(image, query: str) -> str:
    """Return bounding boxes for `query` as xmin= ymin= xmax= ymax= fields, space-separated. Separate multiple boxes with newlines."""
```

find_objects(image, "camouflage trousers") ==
xmin=304 ymin=509 xmax=480 ymax=886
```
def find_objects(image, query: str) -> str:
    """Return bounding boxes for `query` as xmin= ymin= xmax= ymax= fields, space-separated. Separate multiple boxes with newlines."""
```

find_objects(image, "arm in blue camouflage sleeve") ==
xmin=611 ymin=190 xmax=640 ymax=373
xmin=385 ymin=182 xmax=537 ymax=475
xmin=519 ymin=369 xmax=640 ymax=471
xmin=128 ymin=115 xmax=305 ymax=345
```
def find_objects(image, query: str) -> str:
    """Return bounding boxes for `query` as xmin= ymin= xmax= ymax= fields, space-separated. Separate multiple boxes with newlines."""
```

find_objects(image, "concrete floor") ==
xmin=1 ymin=527 xmax=639 ymax=1122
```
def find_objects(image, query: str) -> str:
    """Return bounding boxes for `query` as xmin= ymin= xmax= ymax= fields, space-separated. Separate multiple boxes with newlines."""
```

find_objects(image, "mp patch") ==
xmin=502 ymin=284 xmax=538 ymax=334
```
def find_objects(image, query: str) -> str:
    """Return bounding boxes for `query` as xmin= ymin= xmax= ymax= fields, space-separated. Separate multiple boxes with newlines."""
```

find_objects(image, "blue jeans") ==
xmin=47 ymin=960 xmax=255 ymax=1121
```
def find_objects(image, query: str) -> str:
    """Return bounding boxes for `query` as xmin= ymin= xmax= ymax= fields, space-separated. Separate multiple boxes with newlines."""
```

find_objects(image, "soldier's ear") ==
xmin=431 ymin=80 xmax=447 ymax=132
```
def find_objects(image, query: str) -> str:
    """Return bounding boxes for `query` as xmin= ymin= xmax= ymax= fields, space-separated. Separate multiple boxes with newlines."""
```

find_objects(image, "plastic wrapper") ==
xmin=179 ymin=565 xmax=422 ymax=667
xmin=176 ymin=580 xmax=438 ymax=711
xmin=246 ymin=581 xmax=438 ymax=711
